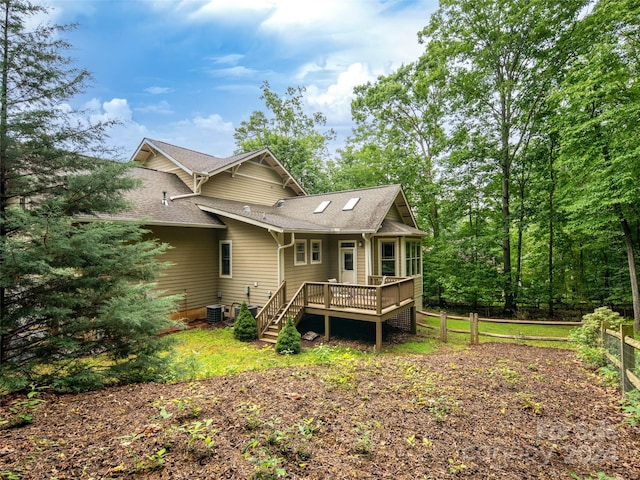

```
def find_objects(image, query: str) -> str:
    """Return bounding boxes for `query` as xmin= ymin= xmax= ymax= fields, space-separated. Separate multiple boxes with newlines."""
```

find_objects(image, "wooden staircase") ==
xmin=255 ymin=282 xmax=306 ymax=343
xmin=260 ymin=305 xmax=287 ymax=344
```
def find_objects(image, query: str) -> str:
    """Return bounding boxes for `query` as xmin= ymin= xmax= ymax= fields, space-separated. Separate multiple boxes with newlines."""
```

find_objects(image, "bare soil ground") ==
xmin=1 ymin=342 xmax=639 ymax=479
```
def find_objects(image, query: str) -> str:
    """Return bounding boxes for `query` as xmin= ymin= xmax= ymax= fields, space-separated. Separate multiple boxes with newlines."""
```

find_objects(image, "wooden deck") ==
xmin=256 ymin=277 xmax=416 ymax=350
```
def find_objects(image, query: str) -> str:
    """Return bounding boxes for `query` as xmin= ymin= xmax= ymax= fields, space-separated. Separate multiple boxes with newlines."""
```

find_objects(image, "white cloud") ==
xmin=86 ymin=98 xmax=132 ymax=125
xmin=185 ymin=0 xmax=276 ymax=22
xmin=207 ymin=66 xmax=258 ymax=77
xmin=211 ymin=54 xmax=244 ymax=65
xmin=145 ymin=86 xmax=173 ymax=95
xmin=189 ymin=113 xmax=234 ymax=132
xmin=135 ymin=101 xmax=174 ymax=115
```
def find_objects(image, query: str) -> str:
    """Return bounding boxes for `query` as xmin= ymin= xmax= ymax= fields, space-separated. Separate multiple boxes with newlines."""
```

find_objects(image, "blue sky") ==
xmin=45 ymin=0 xmax=438 ymax=159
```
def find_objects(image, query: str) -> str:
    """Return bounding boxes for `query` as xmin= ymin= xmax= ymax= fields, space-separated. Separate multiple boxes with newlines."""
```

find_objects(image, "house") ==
xmin=116 ymin=138 xmax=427 ymax=350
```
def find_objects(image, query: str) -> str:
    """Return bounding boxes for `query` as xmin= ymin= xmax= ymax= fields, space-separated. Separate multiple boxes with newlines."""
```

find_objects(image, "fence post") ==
xmin=470 ymin=313 xmax=479 ymax=346
xmin=474 ymin=313 xmax=479 ymax=345
xmin=439 ymin=311 xmax=447 ymax=343
xmin=621 ymin=324 xmax=635 ymax=394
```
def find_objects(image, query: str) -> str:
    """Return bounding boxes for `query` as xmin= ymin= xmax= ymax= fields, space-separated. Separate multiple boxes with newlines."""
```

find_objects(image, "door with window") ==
xmin=339 ymin=241 xmax=357 ymax=284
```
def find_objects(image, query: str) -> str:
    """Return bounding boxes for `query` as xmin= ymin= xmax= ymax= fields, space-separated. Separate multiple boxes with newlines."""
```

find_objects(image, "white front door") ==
xmin=339 ymin=242 xmax=357 ymax=284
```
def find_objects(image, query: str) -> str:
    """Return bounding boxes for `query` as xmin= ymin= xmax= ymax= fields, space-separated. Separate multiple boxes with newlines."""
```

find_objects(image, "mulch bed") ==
xmin=1 ymin=342 xmax=639 ymax=479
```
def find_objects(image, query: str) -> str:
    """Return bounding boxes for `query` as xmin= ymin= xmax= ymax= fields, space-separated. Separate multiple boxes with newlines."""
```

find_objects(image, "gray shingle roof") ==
xmin=132 ymin=138 xmax=306 ymax=196
xmin=101 ymin=162 xmax=426 ymax=235
xmin=94 ymin=167 xmax=225 ymax=228
xmin=193 ymin=184 xmax=427 ymax=235
xmin=135 ymin=138 xmax=253 ymax=175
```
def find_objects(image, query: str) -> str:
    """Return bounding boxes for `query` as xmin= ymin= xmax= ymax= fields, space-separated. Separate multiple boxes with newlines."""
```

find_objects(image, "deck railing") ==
xmin=306 ymin=277 xmax=414 ymax=314
xmin=257 ymin=278 xmax=415 ymax=339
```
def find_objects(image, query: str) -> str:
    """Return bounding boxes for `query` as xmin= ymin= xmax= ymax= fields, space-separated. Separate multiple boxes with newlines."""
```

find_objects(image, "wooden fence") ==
xmin=418 ymin=310 xmax=581 ymax=345
xmin=602 ymin=323 xmax=640 ymax=394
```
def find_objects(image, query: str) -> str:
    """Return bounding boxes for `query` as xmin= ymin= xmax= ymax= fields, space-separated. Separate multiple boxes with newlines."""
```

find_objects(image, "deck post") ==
xmin=410 ymin=306 xmax=417 ymax=334
xmin=324 ymin=314 xmax=330 ymax=341
xmin=376 ymin=321 xmax=382 ymax=352
xmin=324 ymin=284 xmax=331 ymax=309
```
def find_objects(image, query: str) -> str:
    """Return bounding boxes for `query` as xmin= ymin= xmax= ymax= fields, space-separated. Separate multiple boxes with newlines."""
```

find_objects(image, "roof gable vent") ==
xmin=342 ymin=197 xmax=360 ymax=211
xmin=314 ymin=200 xmax=331 ymax=213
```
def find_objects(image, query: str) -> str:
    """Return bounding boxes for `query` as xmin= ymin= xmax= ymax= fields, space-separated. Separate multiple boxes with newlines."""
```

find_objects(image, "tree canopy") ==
xmin=328 ymin=0 xmax=640 ymax=326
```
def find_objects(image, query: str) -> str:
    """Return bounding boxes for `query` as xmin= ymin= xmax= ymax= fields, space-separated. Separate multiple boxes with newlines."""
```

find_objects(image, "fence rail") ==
xmin=602 ymin=323 xmax=640 ymax=394
xmin=418 ymin=310 xmax=579 ymax=344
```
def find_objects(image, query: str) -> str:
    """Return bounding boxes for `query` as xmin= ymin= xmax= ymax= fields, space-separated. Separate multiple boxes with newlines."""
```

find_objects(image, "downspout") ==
xmin=270 ymin=230 xmax=295 ymax=285
xmin=362 ymin=233 xmax=371 ymax=282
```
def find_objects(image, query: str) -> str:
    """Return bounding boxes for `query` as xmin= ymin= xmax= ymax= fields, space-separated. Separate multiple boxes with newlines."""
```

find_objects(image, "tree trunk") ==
xmin=620 ymin=214 xmax=640 ymax=331
xmin=547 ymin=140 xmax=556 ymax=318
xmin=501 ymin=149 xmax=514 ymax=313
xmin=0 ymin=2 xmax=11 ymax=366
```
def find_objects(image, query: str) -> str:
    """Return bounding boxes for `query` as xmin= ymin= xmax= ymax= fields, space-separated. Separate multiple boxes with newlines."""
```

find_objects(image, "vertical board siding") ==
xmin=147 ymin=226 xmax=218 ymax=312
xmin=216 ymin=218 xmax=280 ymax=311
xmin=201 ymin=161 xmax=298 ymax=205
xmin=385 ymin=204 xmax=403 ymax=222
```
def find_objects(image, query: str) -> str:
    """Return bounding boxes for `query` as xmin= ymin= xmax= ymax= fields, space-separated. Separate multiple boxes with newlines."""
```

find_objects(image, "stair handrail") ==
xmin=256 ymin=281 xmax=286 ymax=337
xmin=274 ymin=282 xmax=307 ymax=330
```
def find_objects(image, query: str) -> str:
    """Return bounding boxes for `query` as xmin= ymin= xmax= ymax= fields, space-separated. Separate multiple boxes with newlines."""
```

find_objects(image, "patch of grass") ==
xmin=167 ymin=318 xmax=572 ymax=384
xmin=169 ymin=328 xmax=368 ymax=382
xmin=383 ymin=334 xmax=442 ymax=355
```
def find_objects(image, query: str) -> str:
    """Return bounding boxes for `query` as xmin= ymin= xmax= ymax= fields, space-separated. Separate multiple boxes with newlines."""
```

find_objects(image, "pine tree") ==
xmin=275 ymin=317 xmax=301 ymax=355
xmin=233 ymin=302 xmax=257 ymax=342
xmin=0 ymin=0 xmax=178 ymax=392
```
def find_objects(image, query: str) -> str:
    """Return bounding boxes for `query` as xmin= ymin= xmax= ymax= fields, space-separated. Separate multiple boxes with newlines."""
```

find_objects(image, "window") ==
xmin=295 ymin=240 xmax=307 ymax=265
xmin=220 ymin=241 xmax=232 ymax=277
xmin=310 ymin=239 xmax=322 ymax=264
xmin=405 ymin=240 xmax=422 ymax=276
xmin=342 ymin=197 xmax=360 ymax=211
xmin=314 ymin=200 xmax=331 ymax=213
xmin=381 ymin=241 xmax=396 ymax=276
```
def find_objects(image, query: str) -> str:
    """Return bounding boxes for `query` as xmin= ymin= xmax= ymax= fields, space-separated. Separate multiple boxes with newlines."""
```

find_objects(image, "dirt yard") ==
xmin=1 ymin=343 xmax=639 ymax=479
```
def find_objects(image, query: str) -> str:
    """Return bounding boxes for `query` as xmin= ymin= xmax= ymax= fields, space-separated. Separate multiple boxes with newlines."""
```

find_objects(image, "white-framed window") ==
xmin=405 ymin=239 xmax=422 ymax=276
xmin=295 ymin=239 xmax=307 ymax=265
xmin=310 ymin=239 xmax=322 ymax=264
xmin=380 ymin=240 xmax=396 ymax=276
xmin=220 ymin=240 xmax=232 ymax=277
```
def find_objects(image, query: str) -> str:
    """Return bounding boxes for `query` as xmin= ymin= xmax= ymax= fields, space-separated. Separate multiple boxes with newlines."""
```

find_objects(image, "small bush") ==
xmin=571 ymin=307 xmax=624 ymax=347
xmin=234 ymin=302 xmax=257 ymax=342
xmin=571 ymin=307 xmax=625 ymax=369
xmin=275 ymin=317 xmax=301 ymax=354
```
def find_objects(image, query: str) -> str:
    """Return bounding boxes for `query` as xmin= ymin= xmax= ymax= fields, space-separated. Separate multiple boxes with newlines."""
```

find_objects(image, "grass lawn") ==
xmin=169 ymin=327 xmax=372 ymax=381
xmin=168 ymin=315 xmax=576 ymax=382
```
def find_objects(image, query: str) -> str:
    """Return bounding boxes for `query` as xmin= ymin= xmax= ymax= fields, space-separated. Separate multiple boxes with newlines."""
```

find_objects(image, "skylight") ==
xmin=314 ymin=200 xmax=331 ymax=213
xmin=342 ymin=197 xmax=360 ymax=211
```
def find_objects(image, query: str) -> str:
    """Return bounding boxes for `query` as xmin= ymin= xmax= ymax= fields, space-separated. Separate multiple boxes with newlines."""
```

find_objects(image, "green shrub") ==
xmin=570 ymin=306 xmax=624 ymax=348
xmin=234 ymin=302 xmax=257 ymax=342
xmin=571 ymin=307 xmax=625 ymax=369
xmin=275 ymin=317 xmax=301 ymax=354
